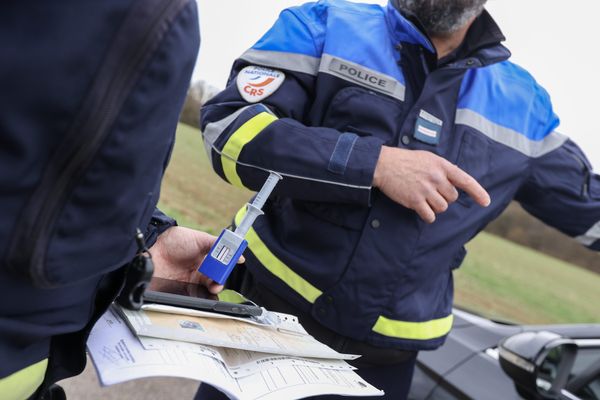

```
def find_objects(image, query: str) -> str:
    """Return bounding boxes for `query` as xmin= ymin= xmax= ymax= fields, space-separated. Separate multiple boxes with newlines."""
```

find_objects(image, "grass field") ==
xmin=160 ymin=123 xmax=600 ymax=325
xmin=455 ymin=233 xmax=600 ymax=324
xmin=159 ymin=123 xmax=251 ymax=234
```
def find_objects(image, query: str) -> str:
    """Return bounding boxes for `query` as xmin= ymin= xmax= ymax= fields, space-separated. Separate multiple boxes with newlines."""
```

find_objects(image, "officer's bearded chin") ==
xmin=393 ymin=0 xmax=487 ymax=36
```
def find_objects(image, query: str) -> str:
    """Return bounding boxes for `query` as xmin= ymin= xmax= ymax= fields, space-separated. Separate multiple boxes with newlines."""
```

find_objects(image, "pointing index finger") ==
xmin=446 ymin=164 xmax=491 ymax=207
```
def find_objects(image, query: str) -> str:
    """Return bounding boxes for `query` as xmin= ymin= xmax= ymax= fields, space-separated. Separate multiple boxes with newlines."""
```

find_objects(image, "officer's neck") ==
xmin=429 ymin=17 xmax=475 ymax=60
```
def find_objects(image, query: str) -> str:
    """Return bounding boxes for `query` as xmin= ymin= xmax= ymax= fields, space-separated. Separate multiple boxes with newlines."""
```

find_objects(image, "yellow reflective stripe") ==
xmin=0 ymin=358 xmax=48 ymax=400
xmin=372 ymin=314 xmax=453 ymax=341
xmin=218 ymin=289 xmax=248 ymax=304
xmin=235 ymin=206 xmax=322 ymax=303
xmin=221 ymin=112 xmax=277 ymax=189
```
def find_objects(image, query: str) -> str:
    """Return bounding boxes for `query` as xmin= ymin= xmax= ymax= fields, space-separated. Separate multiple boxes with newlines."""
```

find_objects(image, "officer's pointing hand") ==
xmin=373 ymin=146 xmax=491 ymax=223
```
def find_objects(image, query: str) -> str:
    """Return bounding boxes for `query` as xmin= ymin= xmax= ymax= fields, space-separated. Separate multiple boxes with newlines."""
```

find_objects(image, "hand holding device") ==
xmin=150 ymin=226 xmax=227 ymax=294
xmin=198 ymin=172 xmax=282 ymax=284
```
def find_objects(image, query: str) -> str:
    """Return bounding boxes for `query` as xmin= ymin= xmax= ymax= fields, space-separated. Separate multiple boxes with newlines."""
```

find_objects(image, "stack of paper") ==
xmin=119 ymin=304 xmax=355 ymax=360
xmin=87 ymin=305 xmax=383 ymax=400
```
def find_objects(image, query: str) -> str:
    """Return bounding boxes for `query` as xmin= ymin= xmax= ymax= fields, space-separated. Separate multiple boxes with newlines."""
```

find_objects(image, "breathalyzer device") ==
xmin=198 ymin=172 xmax=282 ymax=284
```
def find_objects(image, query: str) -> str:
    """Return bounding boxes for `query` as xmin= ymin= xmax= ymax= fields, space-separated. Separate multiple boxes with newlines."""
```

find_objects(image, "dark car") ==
xmin=409 ymin=308 xmax=600 ymax=400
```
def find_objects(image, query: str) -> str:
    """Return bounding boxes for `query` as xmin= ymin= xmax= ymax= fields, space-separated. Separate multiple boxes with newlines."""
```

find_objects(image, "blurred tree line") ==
xmin=486 ymin=202 xmax=599 ymax=274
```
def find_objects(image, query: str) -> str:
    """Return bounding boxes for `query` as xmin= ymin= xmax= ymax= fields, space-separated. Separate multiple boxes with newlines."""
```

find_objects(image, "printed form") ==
xmin=119 ymin=306 xmax=357 ymax=360
xmin=87 ymin=307 xmax=383 ymax=400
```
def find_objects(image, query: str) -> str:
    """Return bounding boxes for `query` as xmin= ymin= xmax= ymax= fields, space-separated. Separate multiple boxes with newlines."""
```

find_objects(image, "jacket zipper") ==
xmin=7 ymin=0 xmax=190 ymax=287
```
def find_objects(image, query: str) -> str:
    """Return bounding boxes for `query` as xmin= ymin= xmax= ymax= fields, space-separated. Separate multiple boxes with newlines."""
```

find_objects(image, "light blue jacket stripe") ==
xmin=251 ymin=1 xmax=407 ymax=87
xmin=252 ymin=8 xmax=320 ymax=57
xmin=458 ymin=65 xmax=560 ymax=142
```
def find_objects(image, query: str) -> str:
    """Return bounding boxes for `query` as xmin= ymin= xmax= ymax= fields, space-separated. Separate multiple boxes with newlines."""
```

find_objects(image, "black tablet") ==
xmin=143 ymin=276 xmax=263 ymax=318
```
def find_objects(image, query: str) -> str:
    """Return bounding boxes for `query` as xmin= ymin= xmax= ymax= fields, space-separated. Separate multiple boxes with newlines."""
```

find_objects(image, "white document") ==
xmin=87 ymin=308 xmax=384 ymax=400
xmin=139 ymin=336 xmax=355 ymax=378
xmin=119 ymin=306 xmax=357 ymax=360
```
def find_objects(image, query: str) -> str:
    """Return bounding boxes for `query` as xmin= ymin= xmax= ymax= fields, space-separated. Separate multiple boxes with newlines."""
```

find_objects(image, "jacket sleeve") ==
xmin=145 ymin=208 xmax=177 ymax=248
xmin=516 ymin=137 xmax=600 ymax=251
xmin=200 ymin=7 xmax=384 ymax=205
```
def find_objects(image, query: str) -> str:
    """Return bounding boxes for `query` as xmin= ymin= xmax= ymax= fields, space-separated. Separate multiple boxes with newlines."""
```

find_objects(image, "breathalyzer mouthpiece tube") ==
xmin=199 ymin=171 xmax=282 ymax=285
xmin=234 ymin=171 xmax=282 ymax=237
xmin=252 ymin=171 xmax=282 ymax=210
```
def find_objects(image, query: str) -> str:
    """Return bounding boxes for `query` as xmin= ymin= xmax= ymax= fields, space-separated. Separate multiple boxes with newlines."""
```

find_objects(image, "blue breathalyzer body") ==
xmin=198 ymin=172 xmax=282 ymax=285
xmin=198 ymin=230 xmax=248 ymax=285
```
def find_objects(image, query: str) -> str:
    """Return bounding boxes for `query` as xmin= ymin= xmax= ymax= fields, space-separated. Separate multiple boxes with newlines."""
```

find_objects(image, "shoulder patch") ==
xmin=237 ymin=66 xmax=285 ymax=103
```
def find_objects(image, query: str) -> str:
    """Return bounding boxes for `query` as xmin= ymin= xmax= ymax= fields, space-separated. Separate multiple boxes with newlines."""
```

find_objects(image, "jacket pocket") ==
xmin=296 ymin=200 xmax=368 ymax=232
xmin=455 ymin=130 xmax=492 ymax=207
xmin=322 ymin=86 xmax=403 ymax=144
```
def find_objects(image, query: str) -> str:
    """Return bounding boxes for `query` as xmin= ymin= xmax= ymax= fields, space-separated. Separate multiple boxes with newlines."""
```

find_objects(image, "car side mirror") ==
xmin=499 ymin=331 xmax=578 ymax=400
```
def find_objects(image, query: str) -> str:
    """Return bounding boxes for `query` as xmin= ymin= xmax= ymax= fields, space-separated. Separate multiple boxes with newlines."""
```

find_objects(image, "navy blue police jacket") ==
xmin=201 ymin=0 xmax=600 ymax=351
xmin=0 ymin=0 xmax=197 ymax=383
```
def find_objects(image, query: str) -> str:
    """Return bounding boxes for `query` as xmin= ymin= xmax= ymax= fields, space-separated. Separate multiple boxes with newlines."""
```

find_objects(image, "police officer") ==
xmin=0 ymin=1 xmax=227 ymax=399
xmin=198 ymin=0 xmax=600 ymax=398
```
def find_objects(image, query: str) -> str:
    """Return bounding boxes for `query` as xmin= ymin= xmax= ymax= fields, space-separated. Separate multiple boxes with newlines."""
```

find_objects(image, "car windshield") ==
xmin=572 ymin=348 xmax=600 ymax=376
xmin=535 ymin=346 xmax=600 ymax=400
xmin=571 ymin=347 xmax=600 ymax=400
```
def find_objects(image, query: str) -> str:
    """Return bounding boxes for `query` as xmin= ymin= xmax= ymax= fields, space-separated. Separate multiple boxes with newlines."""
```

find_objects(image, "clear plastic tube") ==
xmin=234 ymin=172 xmax=282 ymax=236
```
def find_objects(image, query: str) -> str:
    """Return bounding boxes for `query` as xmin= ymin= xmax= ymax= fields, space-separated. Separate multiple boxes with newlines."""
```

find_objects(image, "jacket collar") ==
xmin=385 ymin=1 xmax=435 ymax=52
xmin=447 ymin=10 xmax=509 ymax=64
xmin=385 ymin=1 xmax=511 ymax=67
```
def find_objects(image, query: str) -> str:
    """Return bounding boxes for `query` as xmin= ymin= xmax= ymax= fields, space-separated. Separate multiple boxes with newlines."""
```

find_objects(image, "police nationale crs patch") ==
xmin=236 ymin=66 xmax=285 ymax=103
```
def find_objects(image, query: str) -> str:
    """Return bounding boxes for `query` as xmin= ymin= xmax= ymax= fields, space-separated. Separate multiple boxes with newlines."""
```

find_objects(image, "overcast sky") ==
xmin=194 ymin=0 xmax=600 ymax=168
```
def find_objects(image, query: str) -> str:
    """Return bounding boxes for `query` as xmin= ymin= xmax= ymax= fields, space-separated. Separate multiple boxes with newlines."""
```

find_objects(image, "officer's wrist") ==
xmin=373 ymin=145 xmax=390 ymax=188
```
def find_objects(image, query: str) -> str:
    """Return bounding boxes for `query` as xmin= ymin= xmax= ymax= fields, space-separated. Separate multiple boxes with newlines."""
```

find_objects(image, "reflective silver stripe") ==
xmin=455 ymin=108 xmax=568 ymax=158
xmin=202 ymin=106 xmax=253 ymax=164
xmin=319 ymin=54 xmax=406 ymax=101
xmin=204 ymin=103 xmax=371 ymax=191
xmin=240 ymin=49 xmax=320 ymax=76
xmin=210 ymin=144 xmax=371 ymax=190
xmin=240 ymin=50 xmax=406 ymax=101
xmin=575 ymin=221 xmax=600 ymax=247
